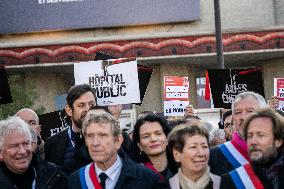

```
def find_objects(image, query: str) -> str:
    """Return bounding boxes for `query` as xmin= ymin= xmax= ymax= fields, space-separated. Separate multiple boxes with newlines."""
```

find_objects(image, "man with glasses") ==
xmin=222 ymin=110 xmax=235 ymax=141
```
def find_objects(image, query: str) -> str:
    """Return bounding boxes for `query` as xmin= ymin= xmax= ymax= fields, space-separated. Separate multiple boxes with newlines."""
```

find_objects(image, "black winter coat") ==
xmin=0 ymin=154 xmax=68 ymax=189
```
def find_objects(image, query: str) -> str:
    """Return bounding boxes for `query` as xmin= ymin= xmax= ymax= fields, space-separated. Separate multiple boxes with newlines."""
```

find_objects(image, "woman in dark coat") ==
xmin=132 ymin=114 xmax=177 ymax=180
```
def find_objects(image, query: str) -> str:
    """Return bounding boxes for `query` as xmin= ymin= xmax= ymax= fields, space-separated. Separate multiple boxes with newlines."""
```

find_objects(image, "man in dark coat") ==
xmin=45 ymin=84 xmax=96 ymax=174
xmin=68 ymin=111 xmax=160 ymax=189
xmin=209 ymin=91 xmax=267 ymax=176
xmin=221 ymin=107 xmax=284 ymax=189
xmin=0 ymin=116 xmax=68 ymax=189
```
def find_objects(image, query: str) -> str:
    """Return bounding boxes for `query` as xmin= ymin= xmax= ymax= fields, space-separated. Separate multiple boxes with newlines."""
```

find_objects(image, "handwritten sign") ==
xmin=74 ymin=60 xmax=140 ymax=105
xmin=164 ymin=100 xmax=189 ymax=116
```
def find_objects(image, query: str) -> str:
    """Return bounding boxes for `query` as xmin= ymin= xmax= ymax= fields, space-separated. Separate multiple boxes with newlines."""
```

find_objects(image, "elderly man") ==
xmin=15 ymin=108 xmax=45 ymax=158
xmin=45 ymin=84 xmax=96 ymax=174
xmin=221 ymin=107 xmax=284 ymax=189
xmin=0 ymin=116 xmax=68 ymax=189
xmin=209 ymin=91 xmax=267 ymax=176
xmin=68 ymin=110 xmax=160 ymax=189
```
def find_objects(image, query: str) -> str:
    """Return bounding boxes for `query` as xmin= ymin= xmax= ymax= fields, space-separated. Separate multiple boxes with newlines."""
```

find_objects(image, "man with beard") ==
xmin=45 ymin=84 xmax=96 ymax=174
xmin=221 ymin=107 xmax=284 ymax=189
xmin=0 ymin=116 xmax=68 ymax=189
xmin=209 ymin=91 xmax=267 ymax=176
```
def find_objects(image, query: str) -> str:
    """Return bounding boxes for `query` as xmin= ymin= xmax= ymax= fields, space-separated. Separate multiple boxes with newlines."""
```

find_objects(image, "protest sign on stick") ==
xmin=207 ymin=68 xmax=264 ymax=108
xmin=274 ymin=78 xmax=284 ymax=112
xmin=164 ymin=76 xmax=189 ymax=116
xmin=74 ymin=60 xmax=141 ymax=106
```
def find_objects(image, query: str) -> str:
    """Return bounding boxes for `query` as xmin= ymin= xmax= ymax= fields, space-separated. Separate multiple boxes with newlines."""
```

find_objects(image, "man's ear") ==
xmin=115 ymin=134 xmax=124 ymax=150
xmin=275 ymin=139 xmax=283 ymax=149
xmin=0 ymin=150 xmax=3 ymax=161
xmin=65 ymin=105 xmax=73 ymax=117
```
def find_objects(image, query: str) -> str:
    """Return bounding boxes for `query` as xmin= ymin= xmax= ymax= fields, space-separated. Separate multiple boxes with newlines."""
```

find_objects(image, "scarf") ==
xmin=178 ymin=166 xmax=211 ymax=189
xmin=144 ymin=162 xmax=165 ymax=180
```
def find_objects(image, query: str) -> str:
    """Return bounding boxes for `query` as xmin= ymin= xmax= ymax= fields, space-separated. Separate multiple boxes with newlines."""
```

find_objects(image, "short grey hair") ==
xmin=82 ymin=110 xmax=121 ymax=137
xmin=209 ymin=129 xmax=225 ymax=143
xmin=232 ymin=91 xmax=267 ymax=113
xmin=0 ymin=116 xmax=32 ymax=150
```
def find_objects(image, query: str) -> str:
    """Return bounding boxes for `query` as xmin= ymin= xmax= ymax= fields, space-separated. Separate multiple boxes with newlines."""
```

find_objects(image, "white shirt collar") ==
xmin=95 ymin=154 xmax=122 ymax=181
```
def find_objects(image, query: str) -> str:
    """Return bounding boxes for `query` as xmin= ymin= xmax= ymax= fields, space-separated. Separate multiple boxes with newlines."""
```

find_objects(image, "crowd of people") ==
xmin=0 ymin=83 xmax=284 ymax=189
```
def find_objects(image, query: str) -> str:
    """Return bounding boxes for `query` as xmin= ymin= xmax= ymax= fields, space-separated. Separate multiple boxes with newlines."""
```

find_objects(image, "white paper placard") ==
xmin=164 ymin=100 xmax=189 ymax=116
xmin=74 ymin=60 xmax=140 ymax=105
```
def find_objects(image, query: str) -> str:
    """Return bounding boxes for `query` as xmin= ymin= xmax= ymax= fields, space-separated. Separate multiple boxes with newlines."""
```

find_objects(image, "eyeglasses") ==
xmin=224 ymin=123 xmax=233 ymax=128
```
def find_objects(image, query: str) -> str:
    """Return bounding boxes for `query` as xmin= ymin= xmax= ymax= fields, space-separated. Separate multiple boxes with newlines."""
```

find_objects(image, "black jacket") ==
xmin=221 ymin=161 xmax=284 ymax=189
xmin=68 ymin=152 xmax=160 ymax=189
xmin=45 ymin=128 xmax=136 ymax=175
xmin=44 ymin=129 xmax=69 ymax=166
xmin=209 ymin=145 xmax=235 ymax=176
xmin=0 ymin=154 xmax=68 ymax=189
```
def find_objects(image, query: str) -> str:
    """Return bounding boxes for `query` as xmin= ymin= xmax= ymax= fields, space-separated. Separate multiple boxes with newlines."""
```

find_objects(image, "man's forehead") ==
xmin=4 ymin=132 xmax=30 ymax=143
xmin=234 ymin=96 xmax=260 ymax=108
xmin=87 ymin=122 xmax=112 ymax=131
xmin=17 ymin=110 xmax=38 ymax=121
xmin=248 ymin=117 xmax=273 ymax=130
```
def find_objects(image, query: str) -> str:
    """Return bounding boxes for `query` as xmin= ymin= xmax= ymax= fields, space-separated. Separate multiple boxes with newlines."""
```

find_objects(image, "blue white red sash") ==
xmin=219 ymin=141 xmax=249 ymax=168
xmin=229 ymin=164 xmax=264 ymax=189
xmin=79 ymin=163 xmax=102 ymax=189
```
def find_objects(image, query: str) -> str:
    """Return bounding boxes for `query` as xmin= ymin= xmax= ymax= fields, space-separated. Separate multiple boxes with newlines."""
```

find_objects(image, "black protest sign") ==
xmin=207 ymin=68 xmax=264 ymax=109
xmin=137 ymin=65 xmax=153 ymax=105
xmin=39 ymin=109 xmax=71 ymax=141
xmin=0 ymin=67 xmax=12 ymax=104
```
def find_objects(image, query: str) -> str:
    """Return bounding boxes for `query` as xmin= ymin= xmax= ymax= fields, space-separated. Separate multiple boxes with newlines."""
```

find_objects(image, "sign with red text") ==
xmin=164 ymin=76 xmax=189 ymax=116
xmin=274 ymin=78 xmax=284 ymax=111
xmin=74 ymin=60 xmax=140 ymax=105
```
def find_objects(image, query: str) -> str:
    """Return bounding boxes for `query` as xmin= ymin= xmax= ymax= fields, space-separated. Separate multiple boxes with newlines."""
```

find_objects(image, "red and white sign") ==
xmin=164 ymin=76 xmax=189 ymax=116
xmin=164 ymin=76 xmax=189 ymax=101
xmin=274 ymin=78 xmax=284 ymax=111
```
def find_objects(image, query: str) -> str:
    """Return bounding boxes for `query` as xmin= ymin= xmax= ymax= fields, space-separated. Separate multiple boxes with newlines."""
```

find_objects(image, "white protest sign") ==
xmin=164 ymin=100 xmax=189 ymax=116
xmin=74 ymin=60 xmax=140 ymax=106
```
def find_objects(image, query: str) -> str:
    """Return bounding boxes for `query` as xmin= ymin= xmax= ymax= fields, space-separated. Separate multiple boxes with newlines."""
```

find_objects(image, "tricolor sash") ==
xmin=79 ymin=163 xmax=102 ymax=189
xmin=219 ymin=141 xmax=249 ymax=168
xmin=229 ymin=164 xmax=264 ymax=189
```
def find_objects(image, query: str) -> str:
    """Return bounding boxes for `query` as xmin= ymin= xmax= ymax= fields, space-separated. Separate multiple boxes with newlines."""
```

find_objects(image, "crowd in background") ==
xmin=1 ymin=84 xmax=284 ymax=189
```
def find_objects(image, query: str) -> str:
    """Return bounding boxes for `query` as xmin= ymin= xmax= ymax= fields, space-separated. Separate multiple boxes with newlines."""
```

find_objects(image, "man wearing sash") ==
xmin=0 ymin=116 xmax=68 ymax=189
xmin=221 ymin=107 xmax=284 ymax=189
xmin=68 ymin=110 xmax=160 ymax=189
xmin=209 ymin=91 xmax=267 ymax=176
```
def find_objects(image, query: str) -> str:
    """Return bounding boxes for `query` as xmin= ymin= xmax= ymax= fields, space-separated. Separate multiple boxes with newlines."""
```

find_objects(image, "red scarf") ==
xmin=144 ymin=162 xmax=165 ymax=180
